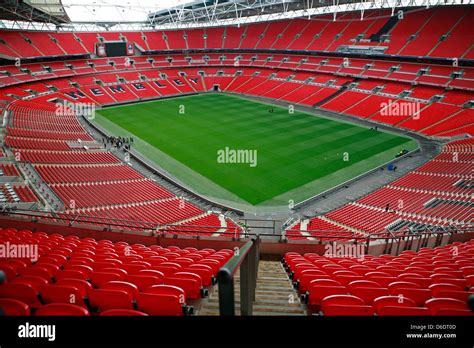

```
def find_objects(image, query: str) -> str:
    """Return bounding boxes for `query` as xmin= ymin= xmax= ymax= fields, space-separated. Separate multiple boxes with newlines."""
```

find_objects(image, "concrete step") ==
xmin=197 ymin=260 xmax=305 ymax=316
xmin=207 ymin=292 xmax=294 ymax=302
xmin=200 ymin=301 xmax=305 ymax=314
xmin=203 ymin=296 xmax=301 ymax=306
xmin=255 ymin=284 xmax=293 ymax=292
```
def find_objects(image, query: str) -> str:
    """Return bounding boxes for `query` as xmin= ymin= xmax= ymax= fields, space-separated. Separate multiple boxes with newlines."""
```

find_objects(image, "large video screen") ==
xmin=103 ymin=42 xmax=127 ymax=57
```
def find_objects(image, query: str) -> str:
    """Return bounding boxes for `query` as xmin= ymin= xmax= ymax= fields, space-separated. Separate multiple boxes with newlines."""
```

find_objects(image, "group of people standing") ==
xmin=103 ymin=136 xmax=134 ymax=150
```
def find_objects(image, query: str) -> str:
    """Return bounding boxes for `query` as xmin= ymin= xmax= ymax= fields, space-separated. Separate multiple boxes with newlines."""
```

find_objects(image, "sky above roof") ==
xmin=62 ymin=0 xmax=196 ymax=22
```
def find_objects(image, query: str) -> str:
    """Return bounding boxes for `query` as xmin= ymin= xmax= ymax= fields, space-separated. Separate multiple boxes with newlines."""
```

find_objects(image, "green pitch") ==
xmin=96 ymin=93 xmax=417 ymax=208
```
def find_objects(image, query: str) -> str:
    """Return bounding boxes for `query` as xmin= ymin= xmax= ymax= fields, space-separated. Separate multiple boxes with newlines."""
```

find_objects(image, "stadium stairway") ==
xmin=313 ymin=81 xmax=353 ymax=107
xmin=368 ymin=14 xmax=400 ymax=42
xmin=198 ymin=260 xmax=306 ymax=315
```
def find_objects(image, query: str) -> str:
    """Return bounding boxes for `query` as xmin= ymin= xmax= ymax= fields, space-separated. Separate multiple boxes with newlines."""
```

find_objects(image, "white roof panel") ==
xmin=62 ymin=0 xmax=196 ymax=22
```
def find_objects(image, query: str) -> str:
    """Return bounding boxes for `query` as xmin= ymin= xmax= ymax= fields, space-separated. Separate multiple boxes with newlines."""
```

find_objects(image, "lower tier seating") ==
xmin=283 ymin=239 xmax=474 ymax=316
xmin=0 ymin=228 xmax=234 ymax=316
xmin=287 ymin=138 xmax=473 ymax=241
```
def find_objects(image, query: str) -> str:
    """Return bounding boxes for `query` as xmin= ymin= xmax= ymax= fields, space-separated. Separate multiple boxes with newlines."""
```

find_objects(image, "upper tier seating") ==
xmin=0 ymin=7 xmax=471 ymax=59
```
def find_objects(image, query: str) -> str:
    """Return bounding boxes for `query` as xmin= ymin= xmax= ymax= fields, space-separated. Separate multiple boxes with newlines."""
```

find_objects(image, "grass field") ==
xmin=96 ymin=93 xmax=417 ymax=207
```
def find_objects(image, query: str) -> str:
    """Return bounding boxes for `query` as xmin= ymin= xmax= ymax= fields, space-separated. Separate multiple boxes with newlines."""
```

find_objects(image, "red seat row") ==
xmin=0 ymin=228 xmax=235 ymax=315
xmin=283 ymin=239 xmax=474 ymax=316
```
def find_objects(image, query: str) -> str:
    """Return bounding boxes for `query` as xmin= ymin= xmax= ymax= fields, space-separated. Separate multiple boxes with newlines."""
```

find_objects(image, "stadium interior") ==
xmin=0 ymin=0 xmax=473 ymax=325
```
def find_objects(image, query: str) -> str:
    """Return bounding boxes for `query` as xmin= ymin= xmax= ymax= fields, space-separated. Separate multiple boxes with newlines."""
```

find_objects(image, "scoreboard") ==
xmin=96 ymin=41 xmax=134 ymax=57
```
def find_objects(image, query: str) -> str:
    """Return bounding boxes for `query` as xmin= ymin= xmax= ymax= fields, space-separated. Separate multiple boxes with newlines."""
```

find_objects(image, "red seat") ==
xmin=100 ymin=267 xmax=128 ymax=278
xmin=0 ymin=298 xmax=30 ymax=316
xmin=0 ymin=283 xmax=40 ymax=307
xmin=373 ymin=296 xmax=417 ymax=312
xmin=138 ymin=269 xmax=165 ymax=278
xmin=136 ymin=293 xmax=184 ymax=316
xmin=165 ymin=272 xmax=203 ymax=299
xmin=350 ymin=287 xmax=389 ymax=304
xmin=435 ymin=309 xmax=473 ymax=316
xmin=397 ymin=276 xmax=432 ymax=288
xmin=377 ymin=306 xmax=430 ymax=316
xmin=460 ymin=266 xmax=474 ymax=277
xmin=33 ymin=262 xmax=60 ymax=276
xmin=367 ymin=276 xmax=397 ymax=287
xmin=87 ymin=288 xmax=134 ymax=312
xmin=387 ymin=281 xmax=421 ymax=292
xmin=432 ymin=277 xmax=467 ymax=288
xmin=67 ymin=258 xmax=93 ymax=267
xmin=55 ymin=279 xmax=92 ymax=297
xmin=173 ymin=258 xmax=194 ymax=267
xmin=91 ymin=261 xmax=122 ymax=270
xmin=100 ymin=281 xmax=139 ymax=299
xmin=160 ymin=252 xmax=180 ymax=260
xmin=348 ymin=280 xmax=382 ymax=290
xmin=197 ymin=260 xmax=220 ymax=275
xmin=333 ymin=270 xmax=359 ymax=276
xmin=36 ymin=303 xmax=90 ymax=316
xmin=430 ymin=273 xmax=457 ymax=281
xmin=348 ymin=265 xmax=373 ymax=275
xmin=425 ymin=298 xmax=469 ymax=315
xmin=307 ymin=285 xmax=348 ymax=307
xmin=18 ymin=266 xmax=52 ymax=282
xmin=148 ymin=257 xmax=168 ymax=266
xmin=12 ymin=275 xmax=49 ymax=291
xmin=55 ymin=269 xmax=87 ymax=281
xmin=321 ymin=294 xmax=364 ymax=314
xmin=38 ymin=255 xmax=67 ymax=266
xmin=389 ymin=287 xmax=432 ymax=306
xmin=39 ymin=284 xmax=86 ymax=307
xmin=152 ymin=264 xmax=181 ymax=277
xmin=320 ymin=265 xmax=345 ymax=275
xmin=308 ymin=279 xmax=342 ymax=288
xmin=298 ymin=274 xmax=331 ymax=292
xmin=100 ymin=309 xmax=148 ymax=316
xmin=63 ymin=264 xmax=93 ymax=277
xmin=429 ymin=282 xmax=464 ymax=294
xmin=89 ymin=271 xmax=123 ymax=287
xmin=121 ymin=263 xmax=146 ymax=274
xmin=323 ymin=304 xmax=375 ymax=316
xmin=0 ymin=265 xmax=17 ymax=281
xmin=184 ymin=265 xmax=214 ymax=286
xmin=434 ymin=290 xmax=473 ymax=302
xmin=143 ymin=284 xmax=186 ymax=297
xmin=375 ymin=266 xmax=402 ymax=277
xmin=126 ymin=274 xmax=163 ymax=291
xmin=333 ymin=274 xmax=364 ymax=286
xmin=292 ymin=264 xmax=318 ymax=280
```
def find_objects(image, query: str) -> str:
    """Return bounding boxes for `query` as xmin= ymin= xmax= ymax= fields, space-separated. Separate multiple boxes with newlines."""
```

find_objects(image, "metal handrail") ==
xmin=0 ymin=208 xmax=246 ymax=235
xmin=217 ymin=237 xmax=260 ymax=316
xmin=1 ymin=208 xmax=472 ymax=241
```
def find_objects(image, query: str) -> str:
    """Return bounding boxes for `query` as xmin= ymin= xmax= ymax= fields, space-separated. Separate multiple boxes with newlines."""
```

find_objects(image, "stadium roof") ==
xmin=0 ymin=0 xmax=70 ymax=24
xmin=62 ymin=0 xmax=193 ymax=23
xmin=0 ymin=0 xmax=471 ymax=31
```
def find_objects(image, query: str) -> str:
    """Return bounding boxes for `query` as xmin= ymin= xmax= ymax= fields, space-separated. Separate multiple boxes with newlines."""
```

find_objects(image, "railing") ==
xmin=0 ymin=208 xmax=250 ymax=238
xmin=217 ymin=237 xmax=260 ymax=316
xmin=285 ymin=224 xmax=474 ymax=252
